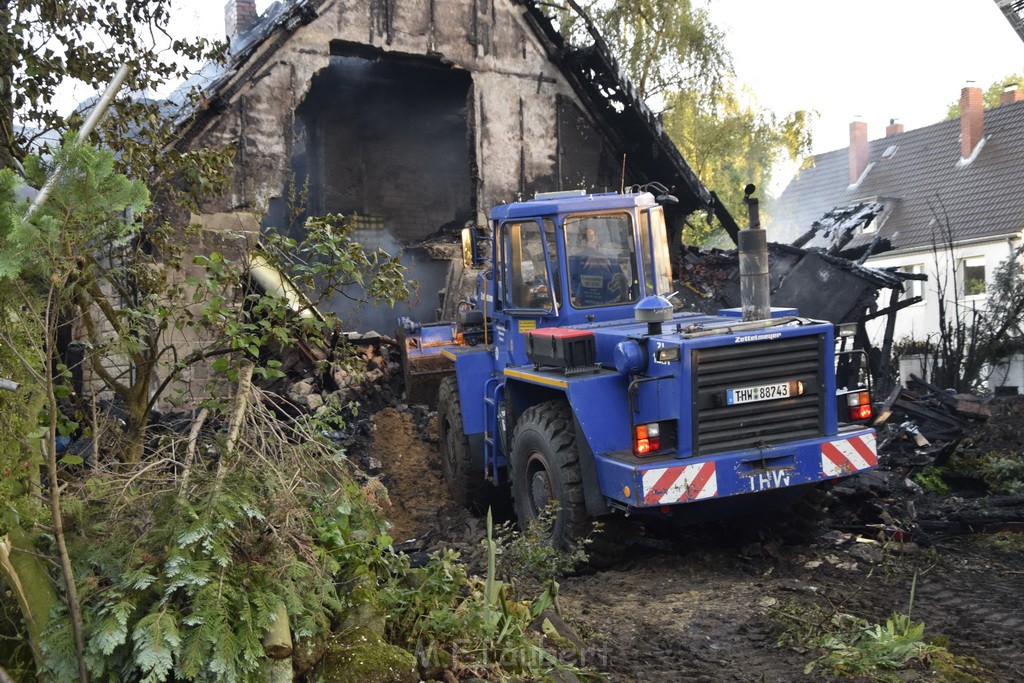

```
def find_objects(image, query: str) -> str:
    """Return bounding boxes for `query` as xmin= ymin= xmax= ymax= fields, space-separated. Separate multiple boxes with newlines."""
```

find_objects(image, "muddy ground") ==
xmin=366 ymin=404 xmax=1024 ymax=682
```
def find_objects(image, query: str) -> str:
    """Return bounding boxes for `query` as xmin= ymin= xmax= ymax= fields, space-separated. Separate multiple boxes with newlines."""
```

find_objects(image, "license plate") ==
xmin=726 ymin=382 xmax=790 ymax=405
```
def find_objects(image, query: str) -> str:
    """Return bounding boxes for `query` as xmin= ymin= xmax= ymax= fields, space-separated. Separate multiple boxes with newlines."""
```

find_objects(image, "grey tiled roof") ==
xmin=770 ymin=100 xmax=1024 ymax=252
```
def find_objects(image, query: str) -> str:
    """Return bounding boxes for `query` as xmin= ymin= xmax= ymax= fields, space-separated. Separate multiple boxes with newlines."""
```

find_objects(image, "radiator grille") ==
xmin=692 ymin=335 xmax=824 ymax=455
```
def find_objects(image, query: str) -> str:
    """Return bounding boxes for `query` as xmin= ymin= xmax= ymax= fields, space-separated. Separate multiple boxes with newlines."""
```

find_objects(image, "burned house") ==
xmin=172 ymin=0 xmax=728 ymax=331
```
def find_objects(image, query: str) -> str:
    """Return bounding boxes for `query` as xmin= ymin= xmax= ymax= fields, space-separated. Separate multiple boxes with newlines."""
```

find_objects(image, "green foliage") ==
xmin=493 ymin=503 xmax=591 ymax=590
xmin=0 ymin=133 xmax=409 ymax=464
xmin=571 ymin=0 xmax=731 ymax=103
xmin=946 ymin=74 xmax=1024 ymax=119
xmin=375 ymin=510 xmax=592 ymax=681
xmin=776 ymin=602 xmax=984 ymax=680
xmin=264 ymin=215 xmax=411 ymax=310
xmin=0 ymin=136 xmax=150 ymax=281
xmin=925 ymin=443 xmax=1024 ymax=496
xmin=911 ymin=465 xmax=953 ymax=495
xmin=663 ymin=88 xmax=812 ymax=243
xmin=551 ymin=1 xmax=812 ymax=245
xmin=961 ymin=450 xmax=1024 ymax=495
xmin=38 ymin=401 xmax=384 ymax=681
xmin=0 ymin=0 xmax=225 ymax=170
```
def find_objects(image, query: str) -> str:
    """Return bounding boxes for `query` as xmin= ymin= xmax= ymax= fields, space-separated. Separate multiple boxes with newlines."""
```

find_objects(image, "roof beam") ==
xmin=995 ymin=0 xmax=1024 ymax=43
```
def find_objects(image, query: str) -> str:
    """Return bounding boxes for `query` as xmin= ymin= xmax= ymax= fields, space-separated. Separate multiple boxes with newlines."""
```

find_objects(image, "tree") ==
xmin=554 ymin=1 xmax=812 ymax=245
xmin=945 ymin=73 xmax=1024 ymax=119
xmin=575 ymin=0 xmax=732 ymax=104
xmin=0 ymin=0 xmax=222 ymax=171
xmin=900 ymin=195 xmax=1024 ymax=393
xmin=663 ymin=87 xmax=812 ymax=244
xmin=0 ymin=133 xmax=410 ymax=679
xmin=0 ymin=5 xmax=411 ymax=678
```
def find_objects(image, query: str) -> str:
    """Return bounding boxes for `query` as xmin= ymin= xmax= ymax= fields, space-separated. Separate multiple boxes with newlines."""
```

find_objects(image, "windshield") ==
xmin=564 ymin=213 xmax=639 ymax=308
xmin=505 ymin=220 xmax=556 ymax=311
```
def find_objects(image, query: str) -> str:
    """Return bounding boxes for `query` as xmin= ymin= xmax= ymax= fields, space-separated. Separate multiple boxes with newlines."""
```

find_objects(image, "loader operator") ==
xmin=568 ymin=225 xmax=628 ymax=306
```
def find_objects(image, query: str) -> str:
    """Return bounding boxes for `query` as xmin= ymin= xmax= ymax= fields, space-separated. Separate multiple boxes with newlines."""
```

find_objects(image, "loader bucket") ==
xmin=397 ymin=322 xmax=456 ymax=407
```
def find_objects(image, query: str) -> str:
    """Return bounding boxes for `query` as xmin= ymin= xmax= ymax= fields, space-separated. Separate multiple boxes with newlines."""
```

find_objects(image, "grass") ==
xmin=775 ymin=574 xmax=988 ymax=681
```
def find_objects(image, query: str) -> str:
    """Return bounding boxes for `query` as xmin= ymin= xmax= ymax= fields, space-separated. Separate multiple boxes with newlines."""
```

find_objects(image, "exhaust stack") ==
xmin=739 ymin=184 xmax=770 ymax=321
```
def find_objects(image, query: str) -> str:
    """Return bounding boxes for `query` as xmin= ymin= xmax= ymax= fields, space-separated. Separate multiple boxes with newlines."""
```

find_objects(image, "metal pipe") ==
xmin=246 ymin=253 xmax=322 ymax=321
xmin=739 ymin=184 xmax=770 ymax=321
xmin=24 ymin=63 xmax=132 ymax=221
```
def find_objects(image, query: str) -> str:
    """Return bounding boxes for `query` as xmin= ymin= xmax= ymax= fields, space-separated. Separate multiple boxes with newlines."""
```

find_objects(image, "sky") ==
xmin=703 ymin=0 xmax=1024 ymax=157
xmin=168 ymin=0 xmax=1024 ymax=186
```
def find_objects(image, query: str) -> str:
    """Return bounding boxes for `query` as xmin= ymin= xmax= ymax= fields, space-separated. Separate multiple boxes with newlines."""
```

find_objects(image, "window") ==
xmin=960 ymin=257 xmax=986 ymax=297
xmin=504 ymin=221 xmax=554 ymax=311
xmin=900 ymin=264 xmax=926 ymax=303
xmin=564 ymin=213 xmax=639 ymax=308
xmin=639 ymin=207 xmax=672 ymax=296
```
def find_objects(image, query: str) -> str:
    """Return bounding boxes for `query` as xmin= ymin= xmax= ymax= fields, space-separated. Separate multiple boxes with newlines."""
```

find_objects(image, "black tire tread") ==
xmin=764 ymin=486 xmax=832 ymax=544
xmin=510 ymin=401 xmax=591 ymax=550
xmin=437 ymin=375 xmax=487 ymax=511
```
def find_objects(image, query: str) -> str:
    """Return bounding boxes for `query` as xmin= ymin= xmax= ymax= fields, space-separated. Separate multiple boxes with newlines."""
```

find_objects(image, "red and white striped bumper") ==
xmin=641 ymin=461 xmax=718 ymax=506
xmin=632 ymin=429 xmax=878 ymax=508
xmin=821 ymin=431 xmax=877 ymax=477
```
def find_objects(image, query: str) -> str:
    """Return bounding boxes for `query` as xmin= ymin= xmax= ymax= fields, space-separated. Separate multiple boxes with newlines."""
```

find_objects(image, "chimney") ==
xmin=1000 ymin=82 xmax=1023 ymax=106
xmin=225 ymin=0 xmax=258 ymax=40
xmin=960 ymin=85 xmax=984 ymax=159
xmin=849 ymin=119 xmax=868 ymax=184
xmin=885 ymin=118 xmax=904 ymax=136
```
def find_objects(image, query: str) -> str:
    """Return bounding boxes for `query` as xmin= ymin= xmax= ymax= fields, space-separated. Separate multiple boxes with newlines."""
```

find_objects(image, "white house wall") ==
xmin=864 ymin=234 xmax=1023 ymax=391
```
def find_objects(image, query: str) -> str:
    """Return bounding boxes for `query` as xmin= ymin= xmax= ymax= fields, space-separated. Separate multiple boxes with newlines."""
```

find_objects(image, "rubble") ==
xmin=874 ymin=375 xmax=991 ymax=466
xmin=790 ymin=202 xmax=887 ymax=259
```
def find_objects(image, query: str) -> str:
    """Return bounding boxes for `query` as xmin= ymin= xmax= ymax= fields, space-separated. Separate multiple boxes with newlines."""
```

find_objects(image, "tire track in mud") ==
xmin=560 ymin=538 xmax=1024 ymax=682
xmin=559 ymin=552 xmax=819 ymax=682
xmin=911 ymin=564 xmax=1024 ymax=681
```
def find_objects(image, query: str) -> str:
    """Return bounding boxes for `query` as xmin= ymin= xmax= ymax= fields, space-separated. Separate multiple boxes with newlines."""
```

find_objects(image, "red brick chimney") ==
xmin=1000 ymin=83 xmax=1023 ymax=106
xmin=225 ymin=0 xmax=258 ymax=40
xmin=849 ymin=119 xmax=868 ymax=184
xmin=960 ymin=85 xmax=984 ymax=159
xmin=885 ymin=118 xmax=904 ymax=136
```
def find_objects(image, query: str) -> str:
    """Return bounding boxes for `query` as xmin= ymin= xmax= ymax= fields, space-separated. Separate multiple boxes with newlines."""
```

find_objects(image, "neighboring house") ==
xmin=771 ymin=86 xmax=1024 ymax=392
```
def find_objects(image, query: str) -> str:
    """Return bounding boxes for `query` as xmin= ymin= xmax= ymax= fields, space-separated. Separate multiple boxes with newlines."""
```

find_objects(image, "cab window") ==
xmin=642 ymin=207 xmax=672 ymax=295
xmin=564 ymin=213 xmax=639 ymax=308
xmin=504 ymin=220 xmax=553 ymax=311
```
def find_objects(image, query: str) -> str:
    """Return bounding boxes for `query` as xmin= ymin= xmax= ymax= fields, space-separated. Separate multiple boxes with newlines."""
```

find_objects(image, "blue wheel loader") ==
xmin=399 ymin=187 xmax=876 ymax=549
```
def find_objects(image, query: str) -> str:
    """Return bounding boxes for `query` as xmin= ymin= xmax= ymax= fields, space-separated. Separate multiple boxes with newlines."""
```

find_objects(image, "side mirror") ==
xmin=656 ymin=193 xmax=679 ymax=206
xmin=462 ymin=225 xmax=491 ymax=267
xmin=461 ymin=227 xmax=474 ymax=268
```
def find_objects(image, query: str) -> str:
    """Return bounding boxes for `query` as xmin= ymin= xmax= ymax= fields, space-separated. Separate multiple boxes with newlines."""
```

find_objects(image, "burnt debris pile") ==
xmin=829 ymin=384 xmax=1024 ymax=547
xmin=874 ymin=375 xmax=992 ymax=466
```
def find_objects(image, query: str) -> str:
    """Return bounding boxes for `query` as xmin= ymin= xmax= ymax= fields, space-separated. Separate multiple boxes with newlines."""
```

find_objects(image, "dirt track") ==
xmin=371 ymin=408 xmax=1024 ymax=682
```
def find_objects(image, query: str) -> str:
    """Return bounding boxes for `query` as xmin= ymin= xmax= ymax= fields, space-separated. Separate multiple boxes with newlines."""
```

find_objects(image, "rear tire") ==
xmin=768 ymin=486 xmax=832 ymax=543
xmin=731 ymin=485 xmax=832 ymax=545
xmin=437 ymin=375 xmax=487 ymax=511
xmin=510 ymin=401 xmax=590 ymax=551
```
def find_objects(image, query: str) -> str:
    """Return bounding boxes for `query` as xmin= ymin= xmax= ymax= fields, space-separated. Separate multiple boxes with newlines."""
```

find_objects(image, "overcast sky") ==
xmin=704 ymin=0 xmax=1024 ymax=156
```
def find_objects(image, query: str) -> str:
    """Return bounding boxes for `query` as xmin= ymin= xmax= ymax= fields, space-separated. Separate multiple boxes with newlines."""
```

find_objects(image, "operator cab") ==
xmin=489 ymin=191 xmax=674 ymax=326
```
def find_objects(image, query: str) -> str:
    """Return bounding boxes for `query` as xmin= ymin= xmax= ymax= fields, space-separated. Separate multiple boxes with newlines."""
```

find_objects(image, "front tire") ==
xmin=437 ymin=375 xmax=487 ymax=511
xmin=509 ymin=401 xmax=589 ymax=550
